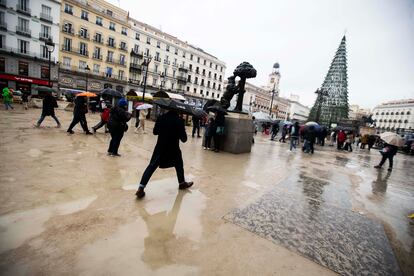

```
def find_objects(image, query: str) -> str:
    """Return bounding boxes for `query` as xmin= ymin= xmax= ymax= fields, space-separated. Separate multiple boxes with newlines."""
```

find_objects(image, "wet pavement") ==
xmin=0 ymin=106 xmax=413 ymax=275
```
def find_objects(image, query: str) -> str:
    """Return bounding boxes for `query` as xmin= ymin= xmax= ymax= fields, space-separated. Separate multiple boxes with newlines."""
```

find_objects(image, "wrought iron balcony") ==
xmin=92 ymin=53 xmax=102 ymax=60
xmin=154 ymin=56 xmax=161 ymax=62
xmin=62 ymin=27 xmax=75 ymax=35
xmin=39 ymin=33 xmax=53 ymax=41
xmin=119 ymin=45 xmax=128 ymax=52
xmin=164 ymin=60 xmax=170 ymax=65
xmin=130 ymin=50 xmax=143 ymax=58
xmin=0 ymin=21 xmax=6 ymax=31
xmin=40 ymin=13 xmax=53 ymax=23
xmin=177 ymin=76 xmax=187 ymax=83
xmin=78 ymin=32 xmax=90 ymax=40
xmin=16 ymin=4 xmax=31 ymax=16
xmin=107 ymin=41 xmax=116 ymax=48
xmin=129 ymin=63 xmax=142 ymax=70
xmin=93 ymin=37 xmax=103 ymax=44
xmin=16 ymin=26 xmax=31 ymax=37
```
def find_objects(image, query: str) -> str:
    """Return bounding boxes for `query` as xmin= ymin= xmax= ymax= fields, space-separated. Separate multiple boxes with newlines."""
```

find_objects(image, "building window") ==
xmin=79 ymin=42 xmax=87 ymax=56
xmin=213 ymin=83 xmax=216 ymax=89
xmin=203 ymin=60 xmax=206 ymax=65
xmin=136 ymin=33 xmax=140 ymax=40
xmin=201 ymin=79 xmax=204 ymax=86
xmin=106 ymin=67 xmax=113 ymax=77
xmin=41 ymin=45 xmax=50 ymax=59
xmin=0 ymin=57 xmax=5 ymax=72
xmin=18 ymin=39 xmax=29 ymax=54
xmin=215 ymin=64 xmax=218 ymax=70
xmin=106 ymin=10 xmax=113 ymax=16
xmin=63 ymin=57 xmax=71 ymax=67
xmin=64 ymin=4 xmax=73 ymax=14
xmin=119 ymin=54 xmax=125 ymax=65
xmin=96 ymin=17 xmax=103 ymax=26
xmin=94 ymin=33 xmax=102 ymax=43
xmin=200 ymin=90 xmax=203 ymax=95
xmin=19 ymin=61 xmax=28 ymax=76
xmin=79 ymin=27 xmax=88 ymax=39
xmin=121 ymin=27 xmax=127 ymax=35
xmin=157 ymin=41 xmax=161 ymax=48
xmin=152 ymin=78 xmax=157 ymax=86
xmin=197 ymin=57 xmax=200 ymax=63
xmin=206 ymin=91 xmax=209 ymax=96
xmin=166 ymin=45 xmax=170 ymax=52
xmin=18 ymin=17 xmax=29 ymax=32
xmin=219 ymin=75 xmax=222 ymax=81
xmin=202 ymin=69 xmax=205 ymax=76
xmin=146 ymin=37 xmax=151 ymax=45
xmin=218 ymin=84 xmax=221 ymax=91
xmin=41 ymin=5 xmax=51 ymax=20
xmin=63 ymin=37 xmax=72 ymax=51
xmin=175 ymin=48 xmax=178 ymax=55
xmin=93 ymin=47 xmax=101 ymax=59
xmin=210 ymin=62 xmax=212 ymax=68
xmin=193 ymin=88 xmax=197 ymax=93
xmin=109 ymin=22 xmax=116 ymax=31
xmin=79 ymin=60 xmax=87 ymax=70
xmin=119 ymin=70 xmax=124 ymax=80
xmin=93 ymin=64 xmax=100 ymax=73
xmin=217 ymin=93 xmax=220 ymax=99
xmin=40 ymin=25 xmax=51 ymax=39
xmin=108 ymin=37 xmax=115 ymax=47
xmin=107 ymin=51 xmax=113 ymax=62
xmin=189 ymin=64 xmax=193 ymax=71
xmin=133 ymin=44 xmax=139 ymax=53
xmin=41 ymin=66 xmax=49 ymax=79
xmin=220 ymin=66 xmax=223 ymax=72
xmin=186 ymin=86 xmax=190 ymax=92
xmin=190 ymin=54 xmax=193 ymax=60
xmin=81 ymin=10 xmax=89 ymax=21
xmin=63 ymin=22 xmax=73 ymax=34
xmin=145 ymin=48 xmax=149 ymax=56
xmin=120 ymin=41 xmax=127 ymax=50
xmin=194 ymin=77 xmax=198 ymax=84
xmin=154 ymin=64 xmax=159 ymax=73
xmin=187 ymin=75 xmax=191 ymax=82
xmin=173 ymin=70 xmax=176 ymax=77
xmin=183 ymin=52 xmax=186 ymax=58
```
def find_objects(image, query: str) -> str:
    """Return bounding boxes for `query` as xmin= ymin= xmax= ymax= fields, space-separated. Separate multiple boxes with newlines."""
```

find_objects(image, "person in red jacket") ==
xmin=337 ymin=130 xmax=346 ymax=150
xmin=92 ymin=103 xmax=111 ymax=133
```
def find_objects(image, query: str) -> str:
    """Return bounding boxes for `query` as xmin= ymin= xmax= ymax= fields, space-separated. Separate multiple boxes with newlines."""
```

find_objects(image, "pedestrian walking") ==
xmin=135 ymin=109 xmax=193 ymax=199
xmin=21 ymin=92 xmax=29 ymax=110
xmin=368 ymin=135 xmax=376 ymax=151
xmin=192 ymin=115 xmax=201 ymax=138
xmin=92 ymin=103 xmax=111 ymax=133
xmin=2 ymin=87 xmax=14 ymax=110
xmin=337 ymin=130 xmax=346 ymax=150
xmin=279 ymin=125 xmax=287 ymax=143
xmin=135 ymin=109 xmax=148 ymax=134
xmin=303 ymin=126 xmax=316 ymax=154
xmin=319 ymin=127 xmax=328 ymax=146
xmin=290 ymin=122 xmax=300 ymax=151
xmin=343 ymin=132 xmax=354 ymax=152
xmin=270 ymin=122 xmax=279 ymax=141
xmin=374 ymin=143 xmax=398 ymax=171
xmin=203 ymin=117 xmax=215 ymax=150
xmin=107 ymin=98 xmax=131 ymax=156
xmin=35 ymin=93 xmax=61 ymax=128
xmin=67 ymin=96 xmax=92 ymax=135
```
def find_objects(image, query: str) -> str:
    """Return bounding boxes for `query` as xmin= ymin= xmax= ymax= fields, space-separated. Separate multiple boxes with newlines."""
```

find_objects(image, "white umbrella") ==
xmin=305 ymin=121 xmax=319 ymax=126
xmin=380 ymin=132 xmax=405 ymax=147
xmin=135 ymin=103 xmax=153 ymax=110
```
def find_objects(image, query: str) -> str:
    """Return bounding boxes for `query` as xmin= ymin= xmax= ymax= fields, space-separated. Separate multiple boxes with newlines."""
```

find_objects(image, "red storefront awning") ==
xmin=0 ymin=74 xmax=50 ymax=86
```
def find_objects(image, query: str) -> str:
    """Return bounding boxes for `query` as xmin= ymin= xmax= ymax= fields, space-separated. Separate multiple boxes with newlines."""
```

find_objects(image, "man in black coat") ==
xmin=192 ymin=115 xmax=201 ymax=138
xmin=136 ymin=110 xmax=193 ymax=199
xmin=67 ymin=96 xmax=92 ymax=134
xmin=35 ymin=93 xmax=61 ymax=127
xmin=107 ymin=98 xmax=131 ymax=156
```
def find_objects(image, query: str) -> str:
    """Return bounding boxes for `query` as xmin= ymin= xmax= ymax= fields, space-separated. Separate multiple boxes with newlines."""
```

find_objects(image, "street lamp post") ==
xmin=45 ymin=38 xmax=55 ymax=88
xmin=141 ymin=55 xmax=152 ymax=103
xmin=85 ymin=65 xmax=90 ymax=92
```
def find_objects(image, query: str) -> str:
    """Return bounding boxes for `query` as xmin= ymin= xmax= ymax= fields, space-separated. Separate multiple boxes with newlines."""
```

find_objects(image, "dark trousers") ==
xmin=37 ymin=114 xmax=61 ymax=126
xmin=379 ymin=154 xmax=394 ymax=168
xmin=68 ymin=114 xmax=89 ymax=132
xmin=344 ymin=142 xmax=353 ymax=152
xmin=93 ymin=120 xmax=108 ymax=132
xmin=213 ymin=135 xmax=220 ymax=150
xmin=337 ymin=141 xmax=344 ymax=150
xmin=140 ymin=156 xmax=185 ymax=186
xmin=192 ymin=125 xmax=200 ymax=137
xmin=204 ymin=135 xmax=212 ymax=148
xmin=108 ymin=129 xmax=124 ymax=154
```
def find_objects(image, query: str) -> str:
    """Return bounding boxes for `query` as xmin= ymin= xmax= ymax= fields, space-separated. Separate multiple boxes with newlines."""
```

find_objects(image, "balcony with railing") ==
xmin=0 ymin=21 xmax=6 ymax=31
xmin=78 ymin=32 xmax=90 ymax=40
xmin=39 ymin=33 xmax=53 ymax=41
xmin=16 ymin=4 xmax=31 ymax=16
xmin=129 ymin=63 xmax=142 ymax=72
xmin=62 ymin=27 xmax=75 ymax=35
xmin=164 ymin=60 xmax=170 ymax=65
xmin=16 ymin=26 xmax=31 ymax=37
xmin=154 ymin=56 xmax=161 ymax=62
xmin=130 ymin=50 xmax=143 ymax=58
xmin=40 ymin=13 xmax=53 ymax=23
xmin=61 ymin=45 xmax=89 ymax=57
xmin=177 ymin=76 xmax=187 ymax=83
xmin=106 ymin=57 xmax=114 ymax=63
xmin=119 ymin=45 xmax=128 ymax=52
xmin=107 ymin=41 xmax=116 ymax=48
xmin=0 ymin=46 xmax=55 ymax=62
xmin=92 ymin=53 xmax=102 ymax=60
xmin=93 ymin=36 xmax=103 ymax=44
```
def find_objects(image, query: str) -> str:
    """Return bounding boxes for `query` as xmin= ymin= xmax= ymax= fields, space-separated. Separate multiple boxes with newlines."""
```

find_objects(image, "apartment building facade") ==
xmin=59 ymin=0 xmax=131 ymax=93
xmin=0 ymin=0 xmax=60 ymax=93
xmin=372 ymin=99 xmax=414 ymax=132
xmin=128 ymin=18 xmax=226 ymax=106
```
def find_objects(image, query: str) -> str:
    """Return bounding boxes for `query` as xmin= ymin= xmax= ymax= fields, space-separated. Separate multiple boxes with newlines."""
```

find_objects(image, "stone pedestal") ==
xmin=219 ymin=112 xmax=254 ymax=154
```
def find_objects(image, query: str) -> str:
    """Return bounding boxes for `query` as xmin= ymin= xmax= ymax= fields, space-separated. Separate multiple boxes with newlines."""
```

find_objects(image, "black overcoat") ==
xmin=41 ymin=95 xmax=58 ymax=116
xmin=150 ymin=111 xmax=187 ymax=169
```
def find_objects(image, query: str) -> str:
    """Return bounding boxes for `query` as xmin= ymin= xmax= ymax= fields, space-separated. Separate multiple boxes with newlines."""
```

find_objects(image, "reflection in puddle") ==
xmin=0 ymin=196 xmax=97 ymax=254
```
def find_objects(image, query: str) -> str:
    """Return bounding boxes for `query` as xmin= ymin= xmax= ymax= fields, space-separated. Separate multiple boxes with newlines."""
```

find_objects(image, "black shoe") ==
xmin=179 ymin=181 xmax=194 ymax=190
xmin=197 ymin=136 xmax=201 ymax=138
xmin=136 ymin=187 xmax=145 ymax=199
xmin=388 ymin=167 xmax=392 ymax=171
xmin=85 ymin=131 xmax=93 ymax=135
xmin=112 ymin=153 xmax=121 ymax=157
xmin=92 ymin=128 xmax=96 ymax=133
xmin=67 ymin=130 xmax=74 ymax=134
xmin=374 ymin=165 xmax=381 ymax=169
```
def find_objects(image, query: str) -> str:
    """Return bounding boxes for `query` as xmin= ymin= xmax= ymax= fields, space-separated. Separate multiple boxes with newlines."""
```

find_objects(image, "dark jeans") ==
xmin=93 ymin=120 xmax=107 ymax=132
xmin=108 ymin=129 xmax=124 ymax=154
xmin=204 ymin=135 xmax=212 ymax=148
xmin=37 ymin=114 xmax=61 ymax=126
xmin=344 ymin=142 xmax=353 ymax=152
xmin=379 ymin=154 xmax=394 ymax=168
xmin=68 ymin=114 xmax=89 ymax=132
xmin=140 ymin=155 xmax=185 ymax=186
xmin=337 ymin=141 xmax=344 ymax=150
xmin=213 ymin=135 xmax=220 ymax=150
xmin=192 ymin=125 xmax=200 ymax=137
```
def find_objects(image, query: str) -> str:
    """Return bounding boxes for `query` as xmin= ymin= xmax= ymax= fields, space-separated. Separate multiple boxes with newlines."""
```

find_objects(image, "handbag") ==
xmin=216 ymin=126 xmax=225 ymax=136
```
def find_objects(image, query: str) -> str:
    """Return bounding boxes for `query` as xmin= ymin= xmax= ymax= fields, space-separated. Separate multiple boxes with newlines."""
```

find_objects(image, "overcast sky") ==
xmin=109 ymin=0 xmax=414 ymax=109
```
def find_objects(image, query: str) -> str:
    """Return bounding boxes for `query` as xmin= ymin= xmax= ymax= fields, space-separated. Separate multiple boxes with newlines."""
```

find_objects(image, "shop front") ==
xmin=0 ymin=74 xmax=50 ymax=95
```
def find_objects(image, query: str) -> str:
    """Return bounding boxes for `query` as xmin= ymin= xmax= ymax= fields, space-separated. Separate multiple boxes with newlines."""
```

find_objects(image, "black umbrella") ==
xmin=101 ymin=88 xmax=123 ymax=98
xmin=192 ymin=108 xmax=207 ymax=118
xmin=206 ymin=104 xmax=228 ymax=115
xmin=35 ymin=86 xmax=55 ymax=93
xmin=154 ymin=98 xmax=195 ymax=115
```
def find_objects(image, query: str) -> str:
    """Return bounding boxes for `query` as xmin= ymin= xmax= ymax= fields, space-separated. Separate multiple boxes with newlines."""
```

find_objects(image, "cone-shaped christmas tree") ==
xmin=309 ymin=36 xmax=349 ymax=126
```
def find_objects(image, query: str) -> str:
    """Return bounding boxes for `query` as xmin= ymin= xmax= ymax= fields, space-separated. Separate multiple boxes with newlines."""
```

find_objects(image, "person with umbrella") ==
xmin=67 ymin=96 xmax=93 ymax=135
xmin=192 ymin=115 xmax=201 ymax=138
xmin=135 ymin=103 xmax=152 ymax=134
xmin=374 ymin=132 xmax=404 ymax=171
xmin=107 ymin=98 xmax=131 ymax=156
xmin=270 ymin=121 xmax=279 ymax=141
xmin=135 ymin=99 xmax=194 ymax=199
xmin=35 ymin=92 xmax=61 ymax=128
xmin=290 ymin=122 xmax=300 ymax=151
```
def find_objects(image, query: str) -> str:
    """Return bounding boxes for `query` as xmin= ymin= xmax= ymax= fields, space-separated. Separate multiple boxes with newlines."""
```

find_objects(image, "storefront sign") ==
xmin=0 ymin=74 xmax=50 ymax=86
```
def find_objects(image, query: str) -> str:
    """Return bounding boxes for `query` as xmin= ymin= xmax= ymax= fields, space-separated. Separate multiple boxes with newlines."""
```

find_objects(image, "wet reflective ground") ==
xmin=0 ymin=107 xmax=413 ymax=275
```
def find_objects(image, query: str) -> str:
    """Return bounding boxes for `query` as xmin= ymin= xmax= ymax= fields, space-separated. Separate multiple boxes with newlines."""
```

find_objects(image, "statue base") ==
xmin=213 ymin=112 xmax=254 ymax=154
